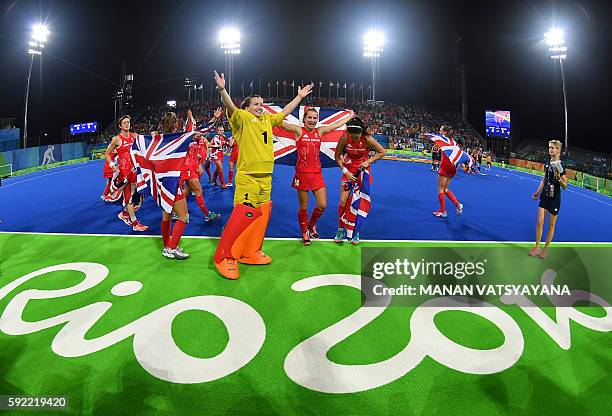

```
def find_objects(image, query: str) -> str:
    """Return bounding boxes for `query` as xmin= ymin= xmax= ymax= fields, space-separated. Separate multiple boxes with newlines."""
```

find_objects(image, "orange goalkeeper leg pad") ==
xmin=239 ymin=201 xmax=273 ymax=265
xmin=213 ymin=204 xmax=262 ymax=280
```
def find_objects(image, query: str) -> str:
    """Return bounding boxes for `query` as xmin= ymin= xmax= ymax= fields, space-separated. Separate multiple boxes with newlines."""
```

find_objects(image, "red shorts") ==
xmin=292 ymin=171 xmax=325 ymax=191
xmin=230 ymin=146 xmax=238 ymax=164
xmin=120 ymin=168 xmax=137 ymax=184
xmin=180 ymin=167 xmax=199 ymax=182
xmin=438 ymin=157 xmax=457 ymax=179
xmin=210 ymin=150 xmax=224 ymax=162
xmin=103 ymin=163 xmax=113 ymax=179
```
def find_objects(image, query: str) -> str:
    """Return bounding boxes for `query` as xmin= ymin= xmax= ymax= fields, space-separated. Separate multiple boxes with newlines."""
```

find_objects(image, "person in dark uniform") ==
xmin=431 ymin=143 xmax=441 ymax=172
xmin=529 ymin=140 xmax=568 ymax=259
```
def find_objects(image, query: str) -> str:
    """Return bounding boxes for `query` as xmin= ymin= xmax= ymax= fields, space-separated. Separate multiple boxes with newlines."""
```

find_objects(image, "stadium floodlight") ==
xmin=219 ymin=27 xmax=241 ymax=96
xmin=545 ymin=28 xmax=569 ymax=154
xmin=24 ymin=23 xmax=50 ymax=149
xmin=363 ymin=31 xmax=385 ymax=101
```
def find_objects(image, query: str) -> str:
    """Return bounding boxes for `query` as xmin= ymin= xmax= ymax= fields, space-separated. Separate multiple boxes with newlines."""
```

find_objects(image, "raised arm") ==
xmin=281 ymin=83 xmax=314 ymax=116
xmin=281 ymin=121 xmax=302 ymax=140
xmin=199 ymin=107 xmax=223 ymax=134
xmin=214 ymin=71 xmax=237 ymax=117
xmin=318 ymin=110 xmax=355 ymax=135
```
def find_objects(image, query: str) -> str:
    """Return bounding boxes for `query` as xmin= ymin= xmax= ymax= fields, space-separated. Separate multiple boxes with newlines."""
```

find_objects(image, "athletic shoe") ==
xmin=118 ymin=210 xmax=131 ymax=226
xmin=538 ymin=248 xmax=548 ymax=259
xmin=350 ymin=233 xmax=360 ymax=245
xmin=239 ymin=250 xmax=272 ymax=265
xmin=456 ymin=203 xmax=464 ymax=215
xmin=162 ymin=247 xmax=175 ymax=259
xmin=205 ymin=212 xmax=221 ymax=222
xmin=221 ymin=183 xmax=228 ymax=189
xmin=528 ymin=247 xmax=540 ymax=257
xmin=433 ymin=211 xmax=448 ymax=218
xmin=215 ymin=258 xmax=239 ymax=280
xmin=227 ymin=183 xmax=233 ymax=187
xmin=212 ymin=182 xmax=219 ymax=187
xmin=163 ymin=246 xmax=189 ymax=260
xmin=301 ymin=231 xmax=311 ymax=246
xmin=334 ymin=228 xmax=346 ymax=243
xmin=131 ymin=220 xmax=149 ymax=232
xmin=308 ymin=226 xmax=320 ymax=240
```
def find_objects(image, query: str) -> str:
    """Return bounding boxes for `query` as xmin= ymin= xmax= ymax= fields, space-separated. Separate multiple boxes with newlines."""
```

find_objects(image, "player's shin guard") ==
xmin=168 ymin=220 xmax=187 ymax=250
xmin=309 ymin=207 xmax=324 ymax=228
xmin=337 ymin=204 xmax=345 ymax=228
xmin=445 ymin=190 xmax=459 ymax=207
xmin=239 ymin=201 xmax=272 ymax=265
xmin=195 ymin=195 xmax=210 ymax=216
xmin=161 ymin=219 xmax=171 ymax=247
xmin=438 ymin=193 xmax=446 ymax=212
xmin=298 ymin=208 xmax=309 ymax=233
xmin=214 ymin=204 xmax=263 ymax=279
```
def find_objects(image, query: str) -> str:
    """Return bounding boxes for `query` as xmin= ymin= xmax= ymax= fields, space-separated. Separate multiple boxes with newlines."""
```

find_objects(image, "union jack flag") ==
xmin=423 ymin=133 xmax=473 ymax=167
xmin=263 ymin=105 xmax=351 ymax=167
xmin=342 ymin=168 xmax=371 ymax=239
xmin=132 ymin=132 xmax=195 ymax=213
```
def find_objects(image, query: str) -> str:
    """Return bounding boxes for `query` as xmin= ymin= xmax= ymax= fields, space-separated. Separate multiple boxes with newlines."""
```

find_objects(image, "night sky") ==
xmin=1 ymin=0 xmax=610 ymax=152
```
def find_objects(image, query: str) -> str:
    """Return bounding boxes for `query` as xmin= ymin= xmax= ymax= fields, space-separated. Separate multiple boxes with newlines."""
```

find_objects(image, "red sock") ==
xmin=298 ymin=208 xmax=309 ymax=233
xmin=161 ymin=219 xmax=171 ymax=247
xmin=219 ymin=171 xmax=225 ymax=185
xmin=195 ymin=195 xmax=210 ymax=216
xmin=309 ymin=207 xmax=324 ymax=228
xmin=102 ymin=180 xmax=111 ymax=197
xmin=438 ymin=193 xmax=446 ymax=212
xmin=212 ymin=170 xmax=218 ymax=184
xmin=337 ymin=204 xmax=345 ymax=228
xmin=228 ymin=169 xmax=234 ymax=183
xmin=445 ymin=190 xmax=459 ymax=207
xmin=169 ymin=220 xmax=187 ymax=250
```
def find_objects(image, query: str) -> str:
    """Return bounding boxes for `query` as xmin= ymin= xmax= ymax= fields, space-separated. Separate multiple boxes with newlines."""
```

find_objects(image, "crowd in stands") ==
xmin=99 ymin=98 xmax=486 ymax=152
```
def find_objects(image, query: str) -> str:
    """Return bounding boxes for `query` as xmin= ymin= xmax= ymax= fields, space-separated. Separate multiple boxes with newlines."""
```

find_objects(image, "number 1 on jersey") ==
xmin=262 ymin=131 xmax=268 ymax=144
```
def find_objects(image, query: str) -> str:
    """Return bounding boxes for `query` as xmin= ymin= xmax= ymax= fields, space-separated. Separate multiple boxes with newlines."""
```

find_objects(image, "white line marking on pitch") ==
xmin=0 ymin=162 xmax=93 ymax=189
xmin=1 ymin=231 xmax=610 ymax=245
xmin=503 ymin=170 xmax=612 ymax=207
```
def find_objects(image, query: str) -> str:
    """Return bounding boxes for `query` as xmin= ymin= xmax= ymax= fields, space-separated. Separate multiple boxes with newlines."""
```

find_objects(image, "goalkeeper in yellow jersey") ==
xmin=212 ymin=70 xmax=313 ymax=279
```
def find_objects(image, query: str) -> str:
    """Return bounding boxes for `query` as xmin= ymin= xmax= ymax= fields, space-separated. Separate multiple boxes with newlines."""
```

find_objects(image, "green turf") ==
xmin=0 ymin=233 xmax=610 ymax=415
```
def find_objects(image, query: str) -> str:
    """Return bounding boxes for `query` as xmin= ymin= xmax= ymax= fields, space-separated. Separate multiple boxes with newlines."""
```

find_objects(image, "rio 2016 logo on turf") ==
xmin=0 ymin=262 xmax=611 ymax=394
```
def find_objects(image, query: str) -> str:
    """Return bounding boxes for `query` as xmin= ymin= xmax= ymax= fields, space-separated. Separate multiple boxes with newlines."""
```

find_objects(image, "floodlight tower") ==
xmin=24 ymin=23 xmax=49 ymax=148
xmin=363 ymin=31 xmax=384 ymax=101
xmin=219 ymin=27 xmax=241 ymax=96
xmin=545 ymin=28 xmax=568 ymax=154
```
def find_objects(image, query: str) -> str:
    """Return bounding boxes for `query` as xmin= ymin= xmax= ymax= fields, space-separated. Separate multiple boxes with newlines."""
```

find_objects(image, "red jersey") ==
xmin=342 ymin=135 xmax=369 ymax=170
xmin=210 ymin=134 xmax=225 ymax=150
xmin=116 ymin=133 xmax=136 ymax=172
xmin=183 ymin=141 xmax=200 ymax=172
xmin=198 ymin=137 xmax=209 ymax=160
xmin=296 ymin=128 xmax=322 ymax=173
